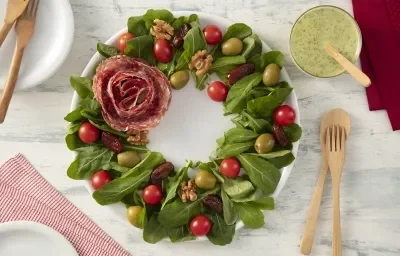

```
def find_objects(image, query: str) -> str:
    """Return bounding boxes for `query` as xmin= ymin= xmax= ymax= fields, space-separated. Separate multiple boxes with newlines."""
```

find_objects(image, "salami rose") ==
xmin=93 ymin=55 xmax=172 ymax=131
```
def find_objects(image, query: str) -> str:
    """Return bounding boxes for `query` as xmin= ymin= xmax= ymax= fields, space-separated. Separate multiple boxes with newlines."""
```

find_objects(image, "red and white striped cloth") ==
xmin=0 ymin=154 xmax=131 ymax=256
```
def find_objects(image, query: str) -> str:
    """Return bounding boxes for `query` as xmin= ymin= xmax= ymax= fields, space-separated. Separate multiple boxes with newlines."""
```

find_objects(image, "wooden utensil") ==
xmin=0 ymin=0 xmax=30 ymax=47
xmin=0 ymin=0 xmax=39 ymax=124
xmin=300 ymin=109 xmax=351 ymax=255
xmin=325 ymin=44 xmax=371 ymax=87
xmin=326 ymin=125 xmax=346 ymax=256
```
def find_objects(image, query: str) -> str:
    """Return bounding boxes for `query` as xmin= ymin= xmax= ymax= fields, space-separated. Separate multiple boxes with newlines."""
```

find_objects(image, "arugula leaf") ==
xmin=216 ymin=141 xmax=254 ymax=158
xmin=102 ymin=162 xmax=130 ymax=173
xmin=260 ymin=51 xmax=285 ymax=70
xmin=120 ymin=193 xmax=136 ymax=206
xmin=222 ymin=23 xmax=252 ymax=41
xmin=66 ymin=122 xmax=80 ymax=135
xmin=237 ymin=154 xmax=281 ymax=194
xmin=241 ymin=36 xmax=255 ymax=59
xmin=125 ymin=35 xmax=155 ymax=65
xmin=223 ymin=178 xmax=254 ymax=199
xmin=176 ymin=26 xmax=207 ymax=71
xmin=172 ymin=14 xmax=199 ymax=29
xmin=199 ymin=161 xmax=224 ymax=183
xmin=80 ymin=98 xmax=101 ymax=119
xmin=220 ymin=127 xmax=258 ymax=143
xmin=247 ymin=34 xmax=262 ymax=59
xmin=284 ymin=123 xmax=302 ymax=142
xmin=65 ymin=133 xmax=85 ymax=150
xmin=224 ymin=73 xmax=262 ymax=114
xmin=247 ymin=87 xmax=293 ymax=119
xmin=88 ymin=120 xmax=127 ymax=138
xmin=221 ymin=190 xmax=238 ymax=225
xmin=249 ymin=197 xmax=275 ymax=210
xmin=209 ymin=56 xmax=246 ymax=73
xmin=143 ymin=9 xmax=174 ymax=29
xmin=97 ymin=43 xmax=119 ymax=58
xmin=192 ymin=72 xmax=209 ymax=91
xmin=122 ymin=142 xmax=148 ymax=153
xmin=248 ymin=53 xmax=262 ymax=71
xmin=207 ymin=213 xmax=236 ymax=246
xmin=64 ymin=108 xmax=84 ymax=122
xmin=70 ymin=76 xmax=93 ymax=98
xmin=215 ymin=70 xmax=229 ymax=85
xmin=231 ymin=188 xmax=263 ymax=203
xmin=136 ymin=206 xmax=147 ymax=229
xmin=251 ymin=150 xmax=295 ymax=169
xmin=235 ymin=202 xmax=265 ymax=229
xmin=167 ymin=226 xmax=196 ymax=243
xmin=127 ymin=16 xmax=148 ymax=36
xmin=158 ymin=186 xmax=220 ymax=228
xmin=231 ymin=111 xmax=272 ymax=134
xmin=143 ymin=214 xmax=168 ymax=244
xmin=158 ymin=49 xmax=183 ymax=77
xmin=67 ymin=146 xmax=114 ymax=180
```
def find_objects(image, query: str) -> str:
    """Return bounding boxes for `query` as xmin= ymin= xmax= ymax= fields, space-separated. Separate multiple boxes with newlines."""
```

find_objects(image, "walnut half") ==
xmin=178 ymin=179 xmax=197 ymax=202
xmin=150 ymin=19 xmax=174 ymax=40
xmin=127 ymin=129 xmax=149 ymax=145
xmin=189 ymin=50 xmax=213 ymax=76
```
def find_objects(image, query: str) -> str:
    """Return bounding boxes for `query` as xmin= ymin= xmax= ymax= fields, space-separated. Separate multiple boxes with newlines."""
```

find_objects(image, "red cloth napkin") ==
xmin=352 ymin=0 xmax=400 ymax=130
xmin=0 ymin=154 xmax=131 ymax=256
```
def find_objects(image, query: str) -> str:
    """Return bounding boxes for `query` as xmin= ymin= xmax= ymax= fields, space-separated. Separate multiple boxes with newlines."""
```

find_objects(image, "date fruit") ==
xmin=272 ymin=124 xmax=289 ymax=147
xmin=227 ymin=63 xmax=256 ymax=85
xmin=150 ymin=161 xmax=174 ymax=185
xmin=101 ymin=132 xmax=123 ymax=153
xmin=203 ymin=195 xmax=223 ymax=213
xmin=173 ymin=23 xmax=191 ymax=48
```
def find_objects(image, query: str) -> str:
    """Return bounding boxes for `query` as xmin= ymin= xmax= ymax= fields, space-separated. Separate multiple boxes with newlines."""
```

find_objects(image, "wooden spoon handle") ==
xmin=300 ymin=158 xmax=328 ymax=255
xmin=0 ymin=22 xmax=13 ymax=48
xmin=325 ymin=44 xmax=371 ymax=87
xmin=0 ymin=46 xmax=24 ymax=124
xmin=332 ymin=178 xmax=342 ymax=256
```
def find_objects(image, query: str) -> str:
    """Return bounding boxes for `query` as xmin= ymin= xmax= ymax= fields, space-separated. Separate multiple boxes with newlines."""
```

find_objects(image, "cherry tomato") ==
xmin=143 ymin=185 xmax=163 ymax=205
xmin=189 ymin=215 xmax=212 ymax=236
xmin=117 ymin=32 xmax=135 ymax=53
xmin=220 ymin=157 xmax=241 ymax=178
xmin=153 ymin=39 xmax=173 ymax=63
xmin=274 ymin=105 xmax=296 ymax=126
xmin=78 ymin=121 xmax=100 ymax=144
xmin=91 ymin=170 xmax=112 ymax=190
xmin=203 ymin=25 xmax=222 ymax=45
xmin=207 ymin=81 xmax=228 ymax=102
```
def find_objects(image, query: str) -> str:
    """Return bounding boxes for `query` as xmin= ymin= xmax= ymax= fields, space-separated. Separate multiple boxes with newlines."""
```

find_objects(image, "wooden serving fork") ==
xmin=0 ymin=0 xmax=40 ymax=123
xmin=0 ymin=0 xmax=30 ymax=47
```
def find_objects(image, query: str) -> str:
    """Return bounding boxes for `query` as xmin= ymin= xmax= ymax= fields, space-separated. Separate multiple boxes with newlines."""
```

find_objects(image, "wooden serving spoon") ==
xmin=300 ymin=109 xmax=351 ymax=255
xmin=325 ymin=44 xmax=371 ymax=87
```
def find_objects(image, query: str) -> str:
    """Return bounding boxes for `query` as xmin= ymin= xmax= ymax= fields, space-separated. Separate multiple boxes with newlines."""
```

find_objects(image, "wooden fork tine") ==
xmin=340 ymin=126 xmax=346 ymax=151
xmin=326 ymin=126 xmax=331 ymax=152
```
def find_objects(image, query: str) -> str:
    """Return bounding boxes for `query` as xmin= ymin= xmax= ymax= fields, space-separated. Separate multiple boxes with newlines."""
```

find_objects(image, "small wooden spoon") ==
xmin=325 ymin=44 xmax=371 ymax=87
xmin=300 ymin=109 xmax=351 ymax=255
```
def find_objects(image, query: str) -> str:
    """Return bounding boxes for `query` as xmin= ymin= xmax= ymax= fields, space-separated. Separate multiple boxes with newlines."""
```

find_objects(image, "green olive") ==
xmin=221 ymin=38 xmax=243 ymax=56
xmin=195 ymin=170 xmax=217 ymax=190
xmin=262 ymin=63 xmax=281 ymax=86
xmin=254 ymin=133 xmax=275 ymax=154
xmin=117 ymin=151 xmax=141 ymax=168
xmin=127 ymin=206 xmax=143 ymax=227
xmin=170 ymin=70 xmax=190 ymax=90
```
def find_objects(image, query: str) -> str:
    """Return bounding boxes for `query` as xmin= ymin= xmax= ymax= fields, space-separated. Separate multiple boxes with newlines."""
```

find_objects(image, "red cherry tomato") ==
xmin=203 ymin=25 xmax=222 ymax=45
xmin=117 ymin=32 xmax=135 ymax=53
xmin=91 ymin=170 xmax=112 ymax=190
xmin=78 ymin=121 xmax=100 ymax=144
xmin=153 ymin=39 xmax=173 ymax=63
xmin=220 ymin=157 xmax=241 ymax=178
xmin=143 ymin=185 xmax=163 ymax=205
xmin=207 ymin=81 xmax=228 ymax=102
xmin=274 ymin=105 xmax=296 ymax=126
xmin=189 ymin=215 xmax=212 ymax=236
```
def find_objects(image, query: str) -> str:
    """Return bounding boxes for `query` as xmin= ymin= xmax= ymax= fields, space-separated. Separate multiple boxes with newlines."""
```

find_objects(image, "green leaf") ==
xmin=231 ymin=188 xmax=263 ymax=202
xmin=248 ymin=53 xmax=262 ymax=71
xmin=127 ymin=16 xmax=148 ymax=36
xmin=125 ymin=35 xmax=155 ymax=65
xmin=97 ymin=43 xmax=119 ymax=58
xmin=235 ymin=202 xmax=265 ymax=229
xmin=79 ymin=98 xmax=101 ymax=117
xmin=222 ymin=23 xmax=252 ymax=42
xmin=176 ymin=26 xmax=207 ymax=70
xmin=167 ymin=226 xmax=196 ymax=243
xmin=207 ymin=213 xmax=236 ymax=246
xmin=66 ymin=122 xmax=80 ymax=135
xmin=250 ymin=150 xmax=295 ymax=169
xmin=158 ymin=49 xmax=183 ymax=77
xmin=260 ymin=51 xmax=285 ymax=70
xmin=224 ymin=73 xmax=262 ymax=114
xmin=247 ymin=87 xmax=293 ymax=119
xmin=216 ymin=141 xmax=254 ymax=158
xmin=249 ymin=197 xmax=275 ymax=210
xmin=65 ymin=133 xmax=85 ymax=150
xmin=231 ymin=111 xmax=272 ymax=134
xmin=221 ymin=190 xmax=238 ymax=225
xmin=70 ymin=76 xmax=93 ymax=98
xmin=215 ymin=71 xmax=229 ymax=85
xmin=64 ymin=108 xmax=84 ymax=122
xmin=120 ymin=193 xmax=136 ymax=206
xmin=143 ymin=9 xmax=174 ymax=29
xmin=222 ymin=178 xmax=254 ymax=199
xmin=143 ymin=214 xmax=168 ymax=244
xmin=192 ymin=72 xmax=209 ymax=91
xmin=136 ymin=206 xmax=147 ymax=229
xmin=122 ymin=143 xmax=148 ymax=153
xmin=101 ymin=162 xmax=130 ymax=173
xmin=241 ymin=36 xmax=255 ymax=59
xmin=172 ymin=14 xmax=199 ymax=29
xmin=222 ymin=127 xmax=258 ymax=143
xmin=88 ymin=120 xmax=127 ymax=138
xmin=284 ymin=123 xmax=302 ymax=142
xmin=237 ymin=154 xmax=281 ymax=194
xmin=252 ymin=150 xmax=291 ymax=159
xmin=158 ymin=186 xmax=220 ymax=228
xmin=199 ymin=161 xmax=224 ymax=183
xmin=209 ymin=56 xmax=246 ymax=73
xmin=247 ymin=34 xmax=262 ymax=59
xmin=67 ymin=146 xmax=114 ymax=180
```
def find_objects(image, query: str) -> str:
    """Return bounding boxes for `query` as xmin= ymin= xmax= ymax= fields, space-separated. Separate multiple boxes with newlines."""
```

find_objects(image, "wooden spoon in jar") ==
xmin=300 ymin=109 xmax=351 ymax=255
xmin=324 ymin=44 xmax=371 ymax=87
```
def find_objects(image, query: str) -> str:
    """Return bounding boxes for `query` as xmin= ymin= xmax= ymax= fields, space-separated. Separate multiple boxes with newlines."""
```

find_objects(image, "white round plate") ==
xmin=70 ymin=11 xmax=300 ymax=236
xmin=0 ymin=221 xmax=78 ymax=256
xmin=0 ymin=0 xmax=74 ymax=90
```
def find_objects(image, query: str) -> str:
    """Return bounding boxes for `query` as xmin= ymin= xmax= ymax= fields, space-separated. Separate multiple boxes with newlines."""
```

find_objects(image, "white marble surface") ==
xmin=1 ymin=0 xmax=400 ymax=255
